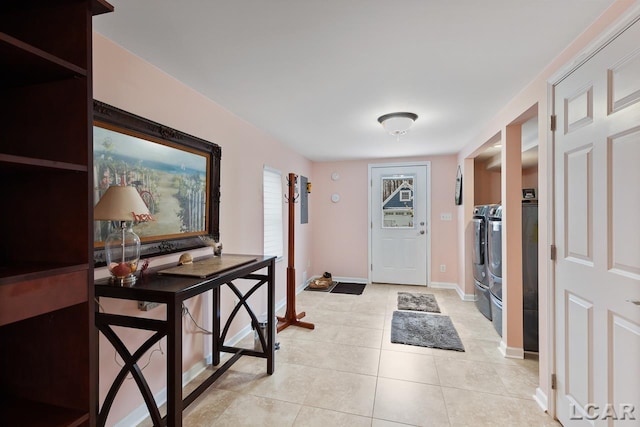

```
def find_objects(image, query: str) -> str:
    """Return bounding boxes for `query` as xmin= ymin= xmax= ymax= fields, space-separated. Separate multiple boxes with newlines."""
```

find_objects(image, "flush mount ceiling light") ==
xmin=377 ymin=112 xmax=418 ymax=140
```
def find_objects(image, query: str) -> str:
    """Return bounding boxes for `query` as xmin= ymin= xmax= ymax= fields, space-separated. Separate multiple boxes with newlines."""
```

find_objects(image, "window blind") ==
xmin=263 ymin=166 xmax=283 ymax=260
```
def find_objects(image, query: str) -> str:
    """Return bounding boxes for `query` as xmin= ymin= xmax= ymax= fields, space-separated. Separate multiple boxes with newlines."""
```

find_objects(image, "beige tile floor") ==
xmin=142 ymin=283 xmax=562 ymax=426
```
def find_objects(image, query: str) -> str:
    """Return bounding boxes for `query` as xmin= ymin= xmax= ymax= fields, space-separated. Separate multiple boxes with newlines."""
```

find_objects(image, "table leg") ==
xmin=166 ymin=300 xmax=183 ymax=427
xmin=267 ymin=259 xmax=275 ymax=374
xmin=212 ymin=286 xmax=221 ymax=366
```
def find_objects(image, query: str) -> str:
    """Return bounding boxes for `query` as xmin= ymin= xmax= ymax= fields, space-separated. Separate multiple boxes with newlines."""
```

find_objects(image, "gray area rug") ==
xmin=391 ymin=311 xmax=465 ymax=352
xmin=397 ymin=292 xmax=441 ymax=313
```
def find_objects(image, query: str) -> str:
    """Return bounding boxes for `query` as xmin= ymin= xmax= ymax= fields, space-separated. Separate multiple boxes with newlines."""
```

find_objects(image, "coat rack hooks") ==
xmin=284 ymin=175 xmax=300 ymax=203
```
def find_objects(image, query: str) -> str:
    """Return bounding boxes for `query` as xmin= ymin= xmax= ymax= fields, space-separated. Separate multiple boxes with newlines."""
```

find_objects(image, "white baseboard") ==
xmin=498 ymin=340 xmax=525 ymax=359
xmin=117 ymin=276 xmax=314 ymax=426
xmin=498 ymin=340 xmax=507 ymax=357
xmin=301 ymin=276 xmax=366 ymax=292
xmin=116 ymin=296 xmax=283 ymax=427
xmin=334 ymin=276 xmax=367 ymax=284
xmin=431 ymin=282 xmax=475 ymax=301
xmin=313 ymin=275 xmax=367 ymax=285
xmin=534 ymin=387 xmax=549 ymax=412
xmin=429 ymin=281 xmax=457 ymax=289
xmin=114 ymin=357 xmax=209 ymax=427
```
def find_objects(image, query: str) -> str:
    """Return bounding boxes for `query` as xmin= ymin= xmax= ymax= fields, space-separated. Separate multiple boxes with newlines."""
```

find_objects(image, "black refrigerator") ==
xmin=522 ymin=201 xmax=539 ymax=352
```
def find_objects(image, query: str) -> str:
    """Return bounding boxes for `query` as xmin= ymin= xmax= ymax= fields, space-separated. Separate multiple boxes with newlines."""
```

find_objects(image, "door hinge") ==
xmin=550 ymin=115 xmax=557 ymax=132
xmin=551 ymin=373 xmax=557 ymax=390
xmin=371 ymin=264 xmax=373 ymax=271
xmin=550 ymin=244 xmax=557 ymax=261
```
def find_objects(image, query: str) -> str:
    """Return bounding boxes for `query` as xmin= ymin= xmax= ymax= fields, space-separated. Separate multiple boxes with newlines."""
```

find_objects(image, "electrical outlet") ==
xmin=440 ymin=264 xmax=446 ymax=272
xmin=138 ymin=301 xmax=160 ymax=311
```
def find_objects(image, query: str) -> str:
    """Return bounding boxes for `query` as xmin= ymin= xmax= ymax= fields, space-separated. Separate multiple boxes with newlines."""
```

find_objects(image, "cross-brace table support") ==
xmin=95 ymin=255 xmax=275 ymax=427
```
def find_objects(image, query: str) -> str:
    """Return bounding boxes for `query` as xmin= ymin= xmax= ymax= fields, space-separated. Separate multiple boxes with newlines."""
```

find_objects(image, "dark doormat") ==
xmin=397 ymin=292 xmax=441 ymax=313
xmin=330 ymin=282 xmax=366 ymax=295
xmin=391 ymin=311 xmax=465 ymax=351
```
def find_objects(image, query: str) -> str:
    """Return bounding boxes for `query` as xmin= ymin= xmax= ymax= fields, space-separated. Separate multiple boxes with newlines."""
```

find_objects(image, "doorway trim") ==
xmin=544 ymin=5 xmax=640 ymax=420
xmin=368 ymin=161 xmax=432 ymax=285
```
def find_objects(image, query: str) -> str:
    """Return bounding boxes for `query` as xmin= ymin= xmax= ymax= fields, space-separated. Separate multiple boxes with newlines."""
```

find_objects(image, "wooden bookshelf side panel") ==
xmin=0 ymin=269 xmax=88 ymax=327
xmin=0 ymin=302 xmax=91 ymax=412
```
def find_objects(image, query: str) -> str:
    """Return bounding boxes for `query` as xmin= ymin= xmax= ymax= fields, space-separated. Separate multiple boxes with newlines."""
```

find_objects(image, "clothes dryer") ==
xmin=472 ymin=205 xmax=492 ymax=320
xmin=486 ymin=204 xmax=503 ymax=336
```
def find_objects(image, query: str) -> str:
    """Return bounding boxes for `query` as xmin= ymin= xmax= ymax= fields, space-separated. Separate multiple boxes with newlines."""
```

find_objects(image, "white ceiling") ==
xmin=93 ymin=0 xmax=615 ymax=162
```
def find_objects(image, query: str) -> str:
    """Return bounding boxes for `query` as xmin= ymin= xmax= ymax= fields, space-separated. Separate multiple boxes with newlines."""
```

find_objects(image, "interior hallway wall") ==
xmin=456 ymin=0 xmax=637 ymax=411
xmin=311 ymin=155 xmax=459 ymax=288
xmin=93 ymin=33 xmax=313 ymax=426
xmin=473 ymin=160 xmax=501 ymax=205
xmin=522 ymin=166 xmax=539 ymax=191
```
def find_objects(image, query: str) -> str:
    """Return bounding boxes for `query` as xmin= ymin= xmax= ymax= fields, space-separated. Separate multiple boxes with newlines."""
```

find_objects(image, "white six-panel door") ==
xmin=554 ymin=17 xmax=640 ymax=426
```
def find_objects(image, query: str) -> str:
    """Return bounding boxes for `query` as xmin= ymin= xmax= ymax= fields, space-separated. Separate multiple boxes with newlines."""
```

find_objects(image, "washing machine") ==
xmin=486 ymin=204 xmax=503 ymax=336
xmin=472 ymin=205 xmax=492 ymax=320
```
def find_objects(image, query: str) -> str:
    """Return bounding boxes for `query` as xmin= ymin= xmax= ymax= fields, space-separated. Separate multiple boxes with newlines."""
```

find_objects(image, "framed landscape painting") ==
xmin=92 ymin=100 xmax=221 ymax=265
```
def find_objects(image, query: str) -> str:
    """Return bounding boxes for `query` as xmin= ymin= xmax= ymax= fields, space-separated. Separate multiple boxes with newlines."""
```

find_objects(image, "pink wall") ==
xmin=311 ymin=155 xmax=459 ymax=286
xmin=473 ymin=161 xmax=501 ymax=205
xmin=473 ymin=162 xmax=538 ymax=205
xmin=91 ymin=0 xmax=636 ymax=422
xmin=92 ymin=33 xmax=462 ymax=426
xmin=93 ymin=33 xmax=312 ymax=426
xmin=456 ymin=0 xmax=636 ymax=411
xmin=522 ymin=166 xmax=538 ymax=191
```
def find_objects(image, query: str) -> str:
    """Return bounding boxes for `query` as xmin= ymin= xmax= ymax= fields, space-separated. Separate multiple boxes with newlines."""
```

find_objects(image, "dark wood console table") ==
xmin=95 ymin=254 xmax=276 ymax=427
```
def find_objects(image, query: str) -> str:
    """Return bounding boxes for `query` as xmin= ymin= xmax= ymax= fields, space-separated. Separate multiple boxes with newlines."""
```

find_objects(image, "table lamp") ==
xmin=94 ymin=185 xmax=151 ymax=285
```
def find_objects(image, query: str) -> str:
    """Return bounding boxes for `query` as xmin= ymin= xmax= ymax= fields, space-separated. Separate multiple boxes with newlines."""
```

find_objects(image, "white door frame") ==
xmin=545 ymin=6 xmax=640 ymax=420
xmin=368 ymin=161 xmax=432 ymax=285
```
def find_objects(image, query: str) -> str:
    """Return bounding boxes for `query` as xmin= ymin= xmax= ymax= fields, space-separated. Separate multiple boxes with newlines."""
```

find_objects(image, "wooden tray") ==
xmin=158 ymin=255 xmax=257 ymax=278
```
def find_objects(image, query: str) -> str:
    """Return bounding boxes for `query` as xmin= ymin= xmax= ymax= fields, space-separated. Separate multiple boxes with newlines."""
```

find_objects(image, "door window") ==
xmin=381 ymin=175 xmax=415 ymax=228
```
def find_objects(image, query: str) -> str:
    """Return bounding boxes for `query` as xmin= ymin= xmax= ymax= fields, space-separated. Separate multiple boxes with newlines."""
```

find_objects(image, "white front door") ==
xmin=553 ymin=18 xmax=640 ymax=426
xmin=370 ymin=163 xmax=429 ymax=285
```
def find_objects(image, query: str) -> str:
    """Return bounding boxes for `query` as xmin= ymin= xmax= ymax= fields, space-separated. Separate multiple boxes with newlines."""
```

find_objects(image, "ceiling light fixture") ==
xmin=377 ymin=112 xmax=418 ymax=141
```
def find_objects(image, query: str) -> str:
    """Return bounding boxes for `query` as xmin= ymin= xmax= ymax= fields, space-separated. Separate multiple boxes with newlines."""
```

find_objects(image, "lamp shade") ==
xmin=94 ymin=185 xmax=150 ymax=221
xmin=377 ymin=112 xmax=418 ymax=137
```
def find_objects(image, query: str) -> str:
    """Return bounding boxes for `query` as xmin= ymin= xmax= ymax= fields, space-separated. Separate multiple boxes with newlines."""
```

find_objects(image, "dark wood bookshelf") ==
xmin=1 ymin=395 xmax=89 ymax=427
xmin=0 ymin=262 xmax=88 ymax=284
xmin=0 ymin=1 xmax=112 ymax=425
xmin=0 ymin=153 xmax=88 ymax=172
xmin=0 ymin=32 xmax=87 ymax=88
